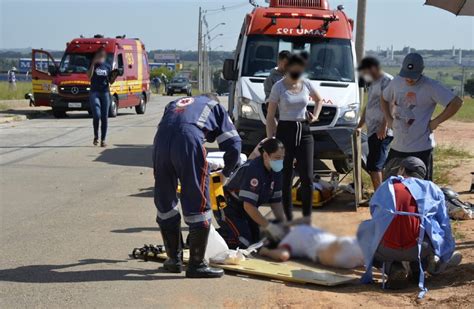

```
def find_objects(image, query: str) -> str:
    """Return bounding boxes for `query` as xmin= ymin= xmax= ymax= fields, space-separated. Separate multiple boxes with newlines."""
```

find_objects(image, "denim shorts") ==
xmin=367 ymin=133 xmax=393 ymax=172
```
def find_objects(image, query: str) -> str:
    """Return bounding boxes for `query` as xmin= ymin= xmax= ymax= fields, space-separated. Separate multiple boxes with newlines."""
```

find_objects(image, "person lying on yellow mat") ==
xmin=260 ymin=223 xmax=364 ymax=269
xmin=216 ymin=138 xmax=287 ymax=249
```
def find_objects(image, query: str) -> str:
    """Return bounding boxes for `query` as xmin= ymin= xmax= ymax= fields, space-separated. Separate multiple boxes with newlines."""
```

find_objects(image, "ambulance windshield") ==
xmin=242 ymin=35 xmax=355 ymax=82
xmin=59 ymin=53 xmax=113 ymax=74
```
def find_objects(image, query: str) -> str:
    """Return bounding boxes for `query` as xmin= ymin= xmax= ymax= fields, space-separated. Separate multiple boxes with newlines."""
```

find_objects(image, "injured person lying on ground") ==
xmin=259 ymin=223 xmax=364 ymax=269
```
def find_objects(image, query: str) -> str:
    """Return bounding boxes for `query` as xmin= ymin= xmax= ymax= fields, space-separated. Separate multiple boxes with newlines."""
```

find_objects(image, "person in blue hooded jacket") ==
xmin=357 ymin=157 xmax=462 ymax=297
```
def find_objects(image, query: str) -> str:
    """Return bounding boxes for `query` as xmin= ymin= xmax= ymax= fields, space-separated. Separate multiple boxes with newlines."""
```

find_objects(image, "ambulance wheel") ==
xmin=109 ymin=96 xmax=118 ymax=118
xmin=187 ymin=90 xmax=192 ymax=96
xmin=167 ymin=91 xmax=173 ymax=96
xmin=52 ymin=108 xmax=66 ymax=118
xmin=333 ymin=158 xmax=352 ymax=174
xmin=135 ymin=94 xmax=146 ymax=114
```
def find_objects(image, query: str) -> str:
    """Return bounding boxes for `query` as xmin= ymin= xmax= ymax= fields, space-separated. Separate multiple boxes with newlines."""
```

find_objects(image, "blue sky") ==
xmin=0 ymin=0 xmax=472 ymax=51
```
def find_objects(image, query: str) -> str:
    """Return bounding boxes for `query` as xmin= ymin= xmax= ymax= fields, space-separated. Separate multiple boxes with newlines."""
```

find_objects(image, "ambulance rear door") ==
xmin=31 ymin=49 xmax=58 ymax=106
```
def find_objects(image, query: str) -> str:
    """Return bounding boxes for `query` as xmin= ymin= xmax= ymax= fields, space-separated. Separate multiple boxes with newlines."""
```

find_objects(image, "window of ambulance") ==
xmin=242 ymin=35 xmax=354 ymax=82
xmin=59 ymin=52 xmax=114 ymax=74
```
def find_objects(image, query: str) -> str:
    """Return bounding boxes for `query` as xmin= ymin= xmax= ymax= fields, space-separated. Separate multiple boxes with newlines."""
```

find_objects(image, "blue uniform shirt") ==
xmin=90 ymin=62 xmax=111 ymax=92
xmin=224 ymin=156 xmax=282 ymax=207
xmin=158 ymin=95 xmax=241 ymax=176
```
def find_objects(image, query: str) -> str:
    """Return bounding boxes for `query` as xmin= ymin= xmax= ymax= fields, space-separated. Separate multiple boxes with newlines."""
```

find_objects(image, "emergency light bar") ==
xmin=264 ymin=11 xmax=338 ymax=22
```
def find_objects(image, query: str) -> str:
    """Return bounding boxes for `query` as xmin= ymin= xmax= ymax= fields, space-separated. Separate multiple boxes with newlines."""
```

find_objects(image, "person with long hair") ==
xmin=217 ymin=138 xmax=287 ymax=249
xmin=266 ymin=53 xmax=323 ymax=222
xmin=87 ymin=47 xmax=118 ymax=147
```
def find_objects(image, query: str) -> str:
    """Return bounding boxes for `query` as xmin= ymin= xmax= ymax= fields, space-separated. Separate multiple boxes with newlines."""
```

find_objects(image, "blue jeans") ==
xmin=89 ymin=91 xmax=111 ymax=140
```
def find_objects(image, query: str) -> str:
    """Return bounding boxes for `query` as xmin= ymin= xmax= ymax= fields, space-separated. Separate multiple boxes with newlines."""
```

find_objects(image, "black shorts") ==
xmin=367 ymin=133 xmax=393 ymax=172
xmin=385 ymin=148 xmax=434 ymax=180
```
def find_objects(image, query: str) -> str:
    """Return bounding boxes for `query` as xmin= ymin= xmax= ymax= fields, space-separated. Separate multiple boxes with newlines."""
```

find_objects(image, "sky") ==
xmin=0 ymin=0 xmax=473 ymax=51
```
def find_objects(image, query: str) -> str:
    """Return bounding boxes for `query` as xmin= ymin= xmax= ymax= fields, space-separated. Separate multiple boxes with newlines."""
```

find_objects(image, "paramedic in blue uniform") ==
xmin=217 ymin=138 xmax=287 ymax=249
xmin=152 ymin=93 xmax=241 ymax=278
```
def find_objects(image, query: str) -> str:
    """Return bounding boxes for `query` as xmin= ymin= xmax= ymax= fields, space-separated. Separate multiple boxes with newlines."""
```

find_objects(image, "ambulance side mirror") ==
xmin=223 ymin=59 xmax=236 ymax=81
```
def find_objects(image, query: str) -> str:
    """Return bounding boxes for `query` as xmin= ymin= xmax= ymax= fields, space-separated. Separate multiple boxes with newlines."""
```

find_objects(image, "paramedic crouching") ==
xmin=357 ymin=157 xmax=462 ymax=292
xmin=217 ymin=138 xmax=287 ymax=249
xmin=153 ymin=94 xmax=241 ymax=278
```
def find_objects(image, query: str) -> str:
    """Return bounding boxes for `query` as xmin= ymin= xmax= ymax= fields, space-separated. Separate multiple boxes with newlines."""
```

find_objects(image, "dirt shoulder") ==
xmin=266 ymin=120 xmax=473 ymax=308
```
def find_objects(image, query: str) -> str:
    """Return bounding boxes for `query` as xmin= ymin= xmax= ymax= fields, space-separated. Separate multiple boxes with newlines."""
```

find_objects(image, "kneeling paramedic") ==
xmin=152 ymin=94 xmax=241 ymax=278
xmin=217 ymin=138 xmax=287 ymax=249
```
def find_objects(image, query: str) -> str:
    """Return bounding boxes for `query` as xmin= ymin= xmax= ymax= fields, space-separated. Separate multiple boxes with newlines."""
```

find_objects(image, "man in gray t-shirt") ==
xmin=264 ymin=50 xmax=291 ymax=101
xmin=381 ymin=53 xmax=463 ymax=180
xmin=357 ymin=57 xmax=393 ymax=190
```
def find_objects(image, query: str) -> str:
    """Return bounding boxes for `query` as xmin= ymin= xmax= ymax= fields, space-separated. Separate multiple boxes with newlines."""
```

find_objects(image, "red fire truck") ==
xmin=223 ymin=0 xmax=363 ymax=173
xmin=31 ymin=35 xmax=151 ymax=118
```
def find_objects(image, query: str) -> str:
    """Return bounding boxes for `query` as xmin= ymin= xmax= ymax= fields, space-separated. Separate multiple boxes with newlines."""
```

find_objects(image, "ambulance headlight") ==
xmin=50 ymin=84 xmax=58 ymax=94
xmin=239 ymin=97 xmax=260 ymax=120
xmin=343 ymin=110 xmax=356 ymax=121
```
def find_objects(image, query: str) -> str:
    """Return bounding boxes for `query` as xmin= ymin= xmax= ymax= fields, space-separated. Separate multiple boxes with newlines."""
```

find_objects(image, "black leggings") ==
xmin=276 ymin=121 xmax=314 ymax=220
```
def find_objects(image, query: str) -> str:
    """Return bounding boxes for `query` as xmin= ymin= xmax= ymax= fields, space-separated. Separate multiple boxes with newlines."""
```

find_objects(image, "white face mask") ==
xmin=362 ymin=74 xmax=373 ymax=83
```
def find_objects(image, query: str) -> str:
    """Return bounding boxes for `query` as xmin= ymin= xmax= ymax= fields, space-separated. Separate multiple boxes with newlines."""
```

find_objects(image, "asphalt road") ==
xmin=0 ymin=95 xmax=305 ymax=308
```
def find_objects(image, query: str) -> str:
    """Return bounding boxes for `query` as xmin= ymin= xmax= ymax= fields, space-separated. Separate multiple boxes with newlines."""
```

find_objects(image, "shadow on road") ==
xmin=0 ymin=259 xmax=181 ymax=283
xmin=95 ymin=144 xmax=153 ymax=168
xmin=130 ymin=187 xmax=154 ymax=198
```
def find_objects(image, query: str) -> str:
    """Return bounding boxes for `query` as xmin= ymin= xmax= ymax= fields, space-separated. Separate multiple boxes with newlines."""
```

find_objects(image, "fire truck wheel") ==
xmin=135 ymin=94 xmax=146 ymax=115
xmin=109 ymin=96 xmax=118 ymax=118
xmin=52 ymin=108 xmax=66 ymax=118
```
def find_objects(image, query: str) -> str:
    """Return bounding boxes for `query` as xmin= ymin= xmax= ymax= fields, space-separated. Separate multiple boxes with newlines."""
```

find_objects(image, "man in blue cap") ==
xmin=152 ymin=93 xmax=241 ymax=278
xmin=380 ymin=53 xmax=463 ymax=180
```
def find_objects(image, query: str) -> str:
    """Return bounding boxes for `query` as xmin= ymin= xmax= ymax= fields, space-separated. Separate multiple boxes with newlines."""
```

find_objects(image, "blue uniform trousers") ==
xmin=153 ymin=124 xmax=212 ymax=229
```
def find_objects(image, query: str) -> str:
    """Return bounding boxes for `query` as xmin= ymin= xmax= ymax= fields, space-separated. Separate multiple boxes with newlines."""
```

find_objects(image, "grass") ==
xmin=0 ymin=81 xmax=32 ymax=100
xmin=434 ymin=97 xmax=474 ymax=122
xmin=433 ymin=145 xmax=473 ymax=185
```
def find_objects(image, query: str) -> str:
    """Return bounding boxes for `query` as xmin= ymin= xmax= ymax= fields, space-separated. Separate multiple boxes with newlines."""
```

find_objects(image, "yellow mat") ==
xmin=136 ymin=248 xmax=356 ymax=286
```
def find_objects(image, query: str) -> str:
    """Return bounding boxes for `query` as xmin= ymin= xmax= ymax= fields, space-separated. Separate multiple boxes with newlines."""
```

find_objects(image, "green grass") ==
xmin=0 ymin=81 xmax=32 ymax=100
xmin=434 ymin=97 xmax=474 ymax=122
xmin=433 ymin=145 xmax=473 ymax=185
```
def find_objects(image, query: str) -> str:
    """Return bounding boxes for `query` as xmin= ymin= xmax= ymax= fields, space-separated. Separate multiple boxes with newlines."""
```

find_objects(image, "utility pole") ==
xmin=355 ymin=0 xmax=367 ymax=62
xmin=198 ymin=7 xmax=203 ymax=92
xmin=460 ymin=66 xmax=465 ymax=98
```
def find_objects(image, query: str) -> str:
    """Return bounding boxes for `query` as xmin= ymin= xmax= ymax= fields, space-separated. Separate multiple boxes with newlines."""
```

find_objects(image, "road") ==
xmin=0 ymin=95 xmax=306 ymax=308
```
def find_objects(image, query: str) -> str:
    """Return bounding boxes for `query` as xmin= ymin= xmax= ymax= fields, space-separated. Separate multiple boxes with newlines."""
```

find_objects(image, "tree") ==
xmin=465 ymin=78 xmax=474 ymax=97
xmin=150 ymin=67 xmax=175 ymax=81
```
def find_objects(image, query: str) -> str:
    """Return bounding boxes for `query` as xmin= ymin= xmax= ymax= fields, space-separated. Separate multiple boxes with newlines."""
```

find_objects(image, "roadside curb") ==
xmin=0 ymin=110 xmax=50 ymax=124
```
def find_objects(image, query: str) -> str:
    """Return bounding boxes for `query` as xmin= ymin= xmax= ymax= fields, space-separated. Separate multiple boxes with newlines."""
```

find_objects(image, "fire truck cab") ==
xmin=31 ymin=35 xmax=151 ymax=118
xmin=223 ymin=0 xmax=361 ymax=173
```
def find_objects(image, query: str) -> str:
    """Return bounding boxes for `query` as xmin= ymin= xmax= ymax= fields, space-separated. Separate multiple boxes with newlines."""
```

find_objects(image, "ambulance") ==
xmin=223 ymin=0 xmax=360 ymax=173
xmin=31 ymin=35 xmax=151 ymax=118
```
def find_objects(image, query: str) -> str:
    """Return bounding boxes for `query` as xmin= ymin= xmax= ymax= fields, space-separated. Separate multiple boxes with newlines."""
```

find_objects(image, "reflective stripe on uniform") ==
xmin=272 ymin=190 xmax=282 ymax=198
xmin=239 ymin=190 xmax=258 ymax=202
xmin=157 ymin=205 xmax=180 ymax=220
xmin=239 ymin=236 xmax=250 ymax=247
xmin=184 ymin=210 xmax=212 ymax=224
xmin=216 ymin=129 xmax=239 ymax=144
xmin=196 ymin=100 xmax=219 ymax=129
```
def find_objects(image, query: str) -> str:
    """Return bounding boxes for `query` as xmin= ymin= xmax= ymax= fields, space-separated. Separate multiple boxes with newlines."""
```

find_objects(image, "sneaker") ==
xmin=100 ymin=140 xmax=107 ymax=148
xmin=427 ymin=252 xmax=462 ymax=275
xmin=93 ymin=138 xmax=99 ymax=146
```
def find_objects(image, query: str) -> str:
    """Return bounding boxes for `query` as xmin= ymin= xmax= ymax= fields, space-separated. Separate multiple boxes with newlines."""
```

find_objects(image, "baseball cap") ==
xmin=400 ymin=156 xmax=426 ymax=179
xmin=399 ymin=53 xmax=424 ymax=80
xmin=357 ymin=56 xmax=380 ymax=71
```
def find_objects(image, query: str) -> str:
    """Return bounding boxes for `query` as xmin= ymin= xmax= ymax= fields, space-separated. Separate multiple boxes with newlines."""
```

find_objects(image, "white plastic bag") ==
xmin=210 ymin=249 xmax=246 ymax=265
xmin=204 ymin=225 xmax=229 ymax=262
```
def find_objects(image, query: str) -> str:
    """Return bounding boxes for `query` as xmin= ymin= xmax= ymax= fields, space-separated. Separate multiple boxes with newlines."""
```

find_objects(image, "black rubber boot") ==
xmin=160 ymin=225 xmax=184 ymax=273
xmin=186 ymin=227 xmax=224 ymax=278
